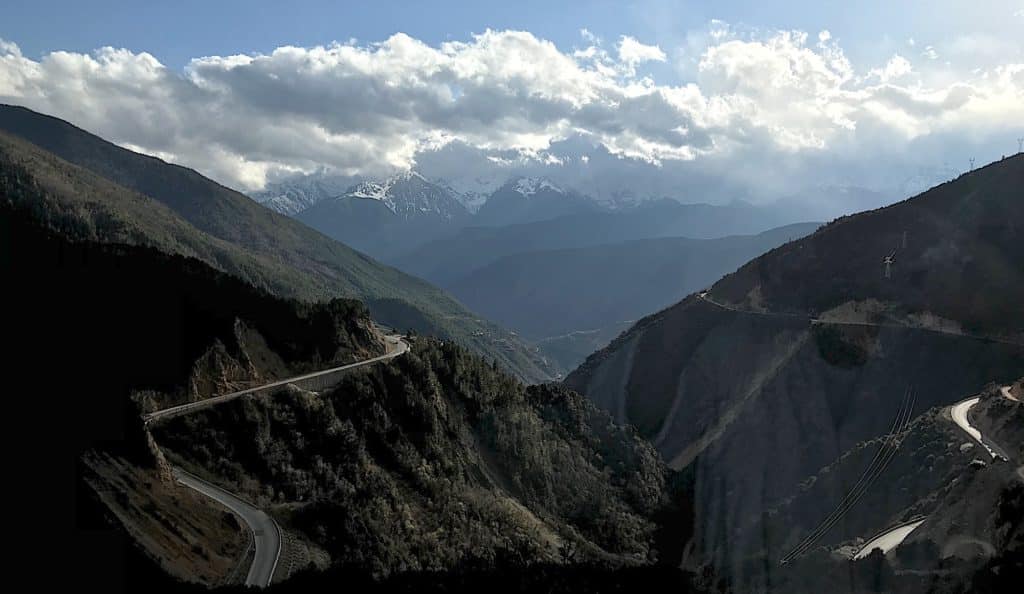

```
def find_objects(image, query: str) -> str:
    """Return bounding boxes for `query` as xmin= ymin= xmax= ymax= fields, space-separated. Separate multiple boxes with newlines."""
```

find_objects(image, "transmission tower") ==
xmin=969 ymin=158 xmax=975 ymax=171
xmin=883 ymin=251 xmax=895 ymax=279
xmin=1018 ymin=137 xmax=1023 ymax=153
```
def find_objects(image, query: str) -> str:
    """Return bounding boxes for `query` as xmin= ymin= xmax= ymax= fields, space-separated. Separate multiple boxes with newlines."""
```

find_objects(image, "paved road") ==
xmin=848 ymin=391 xmax=1015 ymax=561
xmin=950 ymin=397 xmax=1009 ymax=461
xmin=854 ymin=518 xmax=927 ymax=560
xmin=145 ymin=335 xmax=408 ymax=424
xmin=173 ymin=468 xmax=281 ymax=587
xmin=696 ymin=292 xmax=1021 ymax=346
xmin=152 ymin=334 xmax=408 ymax=587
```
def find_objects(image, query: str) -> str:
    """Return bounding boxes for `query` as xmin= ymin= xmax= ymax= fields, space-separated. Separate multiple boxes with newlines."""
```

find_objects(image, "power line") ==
xmin=780 ymin=388 xmax=916 ymax=564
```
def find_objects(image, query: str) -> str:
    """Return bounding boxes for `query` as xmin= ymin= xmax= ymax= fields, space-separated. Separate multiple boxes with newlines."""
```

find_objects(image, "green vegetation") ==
xmin=812 ymin=325 xmax=869 ymax=368
xmin=711 ymin=155 xmax=1024 ymax=340
xmin=0 ymin=105 xmax=555 ymax=382
xmin=1 ymin=191 xmax=385 ymax=416
xmin=154 ymin=339 xmax=674 ymax=576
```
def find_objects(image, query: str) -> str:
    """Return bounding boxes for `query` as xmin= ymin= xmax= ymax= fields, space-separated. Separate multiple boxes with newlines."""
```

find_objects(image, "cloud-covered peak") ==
xmin=511 ymin=176 xmax=564 ymax=197
xmin=1 ymin=22 xmax=1020 ymax=210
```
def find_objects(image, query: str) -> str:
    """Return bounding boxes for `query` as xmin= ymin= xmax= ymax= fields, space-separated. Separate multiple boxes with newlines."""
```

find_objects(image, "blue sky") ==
xmin=2 ymin=1 xmax=1022 ymax=209
xmin=7 ymin=1 xmax=1020 ymax=73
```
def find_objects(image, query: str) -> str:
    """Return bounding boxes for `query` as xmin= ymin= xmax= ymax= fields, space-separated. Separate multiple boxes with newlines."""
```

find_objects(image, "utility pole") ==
xmin=902 ymin=230 xmax=907 ymax=250
xmin=1018 ymin=137 xmax=1023 ymax=153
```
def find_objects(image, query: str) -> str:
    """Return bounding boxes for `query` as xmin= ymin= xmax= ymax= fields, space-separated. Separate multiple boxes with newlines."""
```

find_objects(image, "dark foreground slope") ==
xmin=152 ymin=339 xmax=682 ymax=580
xmin=2 ymin=191 xmax=700 ymax=591
xmin=3 ymin=204 xmax=701 ymax=592
xmin=0 ymin=104 xmax=554 ymax=382
xmin=565 ymin=155 xmax=1024 ymax=592
xmin=1 ymin=203 xmax=387 ymax=589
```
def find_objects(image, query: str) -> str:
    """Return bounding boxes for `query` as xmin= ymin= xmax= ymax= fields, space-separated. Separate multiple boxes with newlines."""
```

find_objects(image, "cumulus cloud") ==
xmin=617 ymin=35 xmax=667 ymax=67
xmin=0 ymin=24 xmax=1021 ymax=199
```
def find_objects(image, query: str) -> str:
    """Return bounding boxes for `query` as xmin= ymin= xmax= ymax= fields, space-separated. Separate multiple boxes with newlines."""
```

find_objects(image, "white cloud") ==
xmin=871 ymin=54 xmax=913 ymax=82
xmin=0 ymin=24 xmax=1021 ymax=201
xmin=617 ymin=35 xmax=667 ymax=67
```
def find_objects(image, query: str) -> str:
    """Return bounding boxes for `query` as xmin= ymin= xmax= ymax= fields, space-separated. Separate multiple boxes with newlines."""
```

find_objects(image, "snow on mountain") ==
xmin=250 ymin=173 xmax=358 ymax=215
xmin=342 ymin=170 xmax=469 ymax=222
xmin=435 ymin=174 xmax=504 ymax=213
xmin=513 ymin=177 xmax=563 ymax=197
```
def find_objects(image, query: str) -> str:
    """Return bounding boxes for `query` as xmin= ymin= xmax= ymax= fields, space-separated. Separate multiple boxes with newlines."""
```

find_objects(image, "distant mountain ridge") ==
xmin=564 ymin=154 xmax=1024 ymax=589
xmin=0 ymin=104 xmax=556 ymax=382
xmin=472 ymin=176 xmax=600 ymax=227
xmin=251 ymin=173 xmax=359 ymax=215
xmin=394 ymin=198 xmax=803 ymax=286
xmin=448 ymin=222 xmax=821 ymax=340
xmin=343 ymin=170 xmax=470 ymax=222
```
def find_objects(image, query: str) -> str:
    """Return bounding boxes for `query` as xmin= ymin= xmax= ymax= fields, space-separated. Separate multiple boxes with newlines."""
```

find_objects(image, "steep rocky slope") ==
xmin=565 ymin=156 xmax=1024 ymax=591
xmin=152 ymin=339 xmax=683 ymax=579
xmin=5 ymin=207 xmax=691 ymax=589
xmin=3 ymin=206 xmax=391 ymax=588
xmin=710 ymin=154 xmax=1024 ymax=340
xmin=754 ymin=383 xmax=1022 ymax=594
xmin=0 ymin=105 xmax=554 ymax=382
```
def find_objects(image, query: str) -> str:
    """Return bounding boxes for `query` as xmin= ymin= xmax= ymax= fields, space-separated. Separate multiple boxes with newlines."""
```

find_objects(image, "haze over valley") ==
xmin=3 ymin=2 xmax=1022 ymax=593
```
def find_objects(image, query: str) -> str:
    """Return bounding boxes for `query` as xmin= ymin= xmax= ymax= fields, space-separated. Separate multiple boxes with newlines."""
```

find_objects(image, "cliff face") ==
xmin=569 ymin=301 xmax=1022 ymax=580
xmin=565 ymin=156 xmax=1024 ymax=592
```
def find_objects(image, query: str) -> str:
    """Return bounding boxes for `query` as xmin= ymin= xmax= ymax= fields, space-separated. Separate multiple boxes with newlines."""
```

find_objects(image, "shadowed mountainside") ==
xmin=391 ymin=198 xmax=808 ymax=286
xmin=152 ymin=338 xmax=691 ymax=581
xmin=710 ymin=154 xmax=1024 ymax=340
xmin=565 ymin=155 xmax=1024 ymax=592
xmin=0 ymin=104 xmax=554 ymax=382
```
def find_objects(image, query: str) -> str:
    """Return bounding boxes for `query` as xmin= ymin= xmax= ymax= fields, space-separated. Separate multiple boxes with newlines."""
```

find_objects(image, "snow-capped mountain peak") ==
xmin=342 ymin=170 xmax=469 ymax=221
xmin=512 ymin=177 xmax=563 ymax=197
xmin=250 ymin=172 xmax=360 ymax=215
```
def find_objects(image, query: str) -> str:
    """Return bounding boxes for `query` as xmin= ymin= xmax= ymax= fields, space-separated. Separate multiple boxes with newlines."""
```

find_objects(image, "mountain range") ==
xmin=5 ymin=100 xmax=1020 ymax=594
xmin=0 ymin=104 xmax=554 ymax=382
xmin=566 ymin=154 xmax=1024 ymax=590
xmin=447 ymin=222 xmax=821 ymax=369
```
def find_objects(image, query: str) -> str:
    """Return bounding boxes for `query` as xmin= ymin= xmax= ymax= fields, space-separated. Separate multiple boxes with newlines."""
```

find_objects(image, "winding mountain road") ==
xmin=950 ymin=396 xmax=1010 ymax=462
xmin=145 ymin=335 xmax=408 ymax=424
xmin=854 ymin=517 xmax=927 ymax=560
xmin=150 ymin=334 xmax=408 ymax=587
xmin=695 ymin=291 xmax=1021 ymax=561
xmin=853 ymin=388 xmax=1018 ymax=560
xmin=174 ymin=468 xmax=281 ymax=587
xmin=696 ymin=292 xmax=1022 ymax=346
